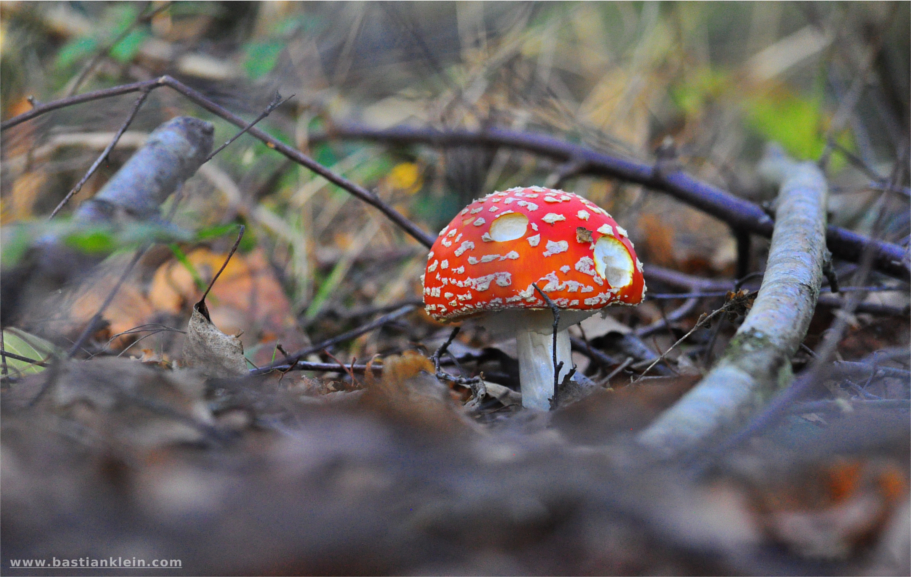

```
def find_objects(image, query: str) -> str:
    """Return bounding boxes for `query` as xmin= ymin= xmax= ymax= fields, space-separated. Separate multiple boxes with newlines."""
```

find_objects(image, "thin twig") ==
xmin=205 ymin=92 xmax=292 ymax=162
xmin=66 ymin=247 xmax=151 ymax=360
xmin=252 ymin=303 xmax=418 ymax=375
xmin=48 ymin=88 xmax=152 ymax=220
xmin=604 ymin=357 xmax=634 ymax=384
xmin=634 ymin=308 xmax=724 ymax=383
xmin=0 ymin=328 xmax=7 ymax=377
xmin=0 ymin=350 xmax=50 ymax=368
xmin=532 ymin=283 xmax=576 ymax=409
xmin=429 ymin=327 xmax=486 ymax=398
xmin=64 ymin=2 xmax=171 ymax=97
xmin=3 ymin=82 xmax=907 ymax=279
xmin=431 ymin=327 xmax=461 ymax=373
xmin=200 ymin=225 xmax=245 ymax=303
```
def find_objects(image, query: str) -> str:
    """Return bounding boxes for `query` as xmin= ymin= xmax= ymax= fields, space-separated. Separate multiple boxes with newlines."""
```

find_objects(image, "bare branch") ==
xmin=311 ymin=124 xmax=909 ymax=281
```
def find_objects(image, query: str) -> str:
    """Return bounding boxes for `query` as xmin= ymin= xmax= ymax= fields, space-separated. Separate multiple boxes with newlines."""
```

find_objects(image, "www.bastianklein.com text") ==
xmin=7 ymin=557 xmax=182 ymax=570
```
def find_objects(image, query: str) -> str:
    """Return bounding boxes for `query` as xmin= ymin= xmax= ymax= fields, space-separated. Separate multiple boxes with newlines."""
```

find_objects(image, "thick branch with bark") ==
xmin=636 ymin=146 xmax=830 ymax=457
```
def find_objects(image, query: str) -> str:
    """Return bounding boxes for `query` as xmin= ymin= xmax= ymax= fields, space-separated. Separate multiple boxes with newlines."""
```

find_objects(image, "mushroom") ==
xmin=421 ymin=186 xmax=646 ymax=410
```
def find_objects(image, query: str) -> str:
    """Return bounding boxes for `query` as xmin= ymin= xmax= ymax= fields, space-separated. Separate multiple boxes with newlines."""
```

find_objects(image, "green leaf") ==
xmin=168 ymin=244 xmax=208 ymax=293
xmin=670 ymin=68 xmax=729 ymax=116
xmin=1 ymin=224 xmax=37 ymax=268
xmin=195 ymin=223 xmax=243 ymax=242
xmin=2 ymin=328 xmax=62 ymax=375
xmin=62 ymin=228 xmax=118 ymax=254
xmin=243 ymin=41 xmax=284 ymax=80
xmin=55 ymin=37 xmax=98 ymax=70
xmin=110 ymin=29 xmax=150 ymax=63
xmin=745 ymin=91 xmax=852 ymax=167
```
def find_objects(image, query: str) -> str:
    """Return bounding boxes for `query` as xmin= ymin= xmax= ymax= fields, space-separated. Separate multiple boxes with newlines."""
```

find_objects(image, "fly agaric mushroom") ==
xmin=422 ymin=186 xmax=646 ymax=410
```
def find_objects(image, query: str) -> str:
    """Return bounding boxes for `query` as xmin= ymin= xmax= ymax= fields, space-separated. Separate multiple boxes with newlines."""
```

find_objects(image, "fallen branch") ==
xmin=311 ymin=124 xmax=909 ymax=281
xmin=637 ymin=145 xmax=830 ymax=457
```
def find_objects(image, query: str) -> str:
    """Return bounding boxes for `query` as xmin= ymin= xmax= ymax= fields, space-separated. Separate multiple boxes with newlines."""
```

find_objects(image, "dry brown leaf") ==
xmin=66 ymin=269 xmax=156 ymax=347
xmin=361 ymin=351 xmax=474 ymax=433
xmin=183 ymin=304 xmax=248 ymax=378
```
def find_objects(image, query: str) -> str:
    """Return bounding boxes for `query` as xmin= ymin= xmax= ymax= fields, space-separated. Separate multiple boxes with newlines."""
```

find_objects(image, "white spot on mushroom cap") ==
xmin=504 ymin=251 xmax=519 ymax=260
xmin=575 ymin=256 xmax=596 ymax=276
xmin=454 ymin=240 xmax=475 ymax=256
xmin=480 ymin=254 xmax=501 ymax=263
xmin=489 ymin=206 xmax=498 ymax=212
xmin=441 ymin=238 xmax=453 ymax=247
xmin=468 ymin=256 xmax=479 ymax=265
xmin=578 ymin=210 xmax=590 ymax=221
xmin=503 ymin=198 xmax=516 ymax=204
xmin=441 ymin=260 xmax=449 ymax=269
xmin=473 ymin=217 xmax=486 ymax=226
xmin=616 ymin=225 xmax=628 ymax=238
xmin=543 ymin=196 xmax=559 ymax=203
xmin=453 ymin=266 xmax=465 ymax=274
xmin=597 ymin=224 xmax=613 ymax=236
xmin=528 ymin=234 xmax=540 ymax=247
xmin=467 ymin=272 xmax=512 ymax=292
xmin=427 ymin=251 xmax=434 ymax=260
xmin=481 ymin=232 xmax=493 ymax=242
xmin=517 ymin=200 xmax=538 ymax=211
xmin=543 ymin=239 xmax=569 ymax=257
xmin=542 ymin=213 xmax=566 ymax=225
xmin=428 ymin=260 xmax=439 ymax=272
xmin=447 ymin=229 xmax=458 ymax=238
xmin=560 ymin=265 xmax=570 ymax=274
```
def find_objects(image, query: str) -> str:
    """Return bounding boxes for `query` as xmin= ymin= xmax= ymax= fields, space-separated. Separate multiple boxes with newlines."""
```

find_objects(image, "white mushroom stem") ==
xmin=495 ymin=309 xmax=593 ymax=411
xmin=516 ymin=324 xmax=572 ymax=410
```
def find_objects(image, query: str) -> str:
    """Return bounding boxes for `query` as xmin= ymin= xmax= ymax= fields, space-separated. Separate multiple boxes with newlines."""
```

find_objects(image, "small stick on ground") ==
xmin=254 ymin=304 xmax=418 ymax=376
xmin=633 ymin=308 xmax=724 ymax=383
xmin=430 ymin=326 xmax=487 ymax=400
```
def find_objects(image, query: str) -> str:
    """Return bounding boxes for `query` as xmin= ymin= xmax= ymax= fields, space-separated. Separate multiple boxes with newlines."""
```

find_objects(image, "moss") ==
xmin=722 ymin=328 xmax=794 ymax=404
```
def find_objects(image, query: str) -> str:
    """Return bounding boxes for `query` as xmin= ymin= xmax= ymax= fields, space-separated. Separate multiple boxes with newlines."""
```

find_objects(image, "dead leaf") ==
xmin=149 ymin=248 xmax=306 ymax=364
xmin=183 ymin=304 xmax=248 ymax=378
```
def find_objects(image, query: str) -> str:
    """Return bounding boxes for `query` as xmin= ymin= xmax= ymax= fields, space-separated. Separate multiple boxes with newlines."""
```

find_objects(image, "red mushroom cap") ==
xmin=421 ymin=186 xmax=646 ymax=321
